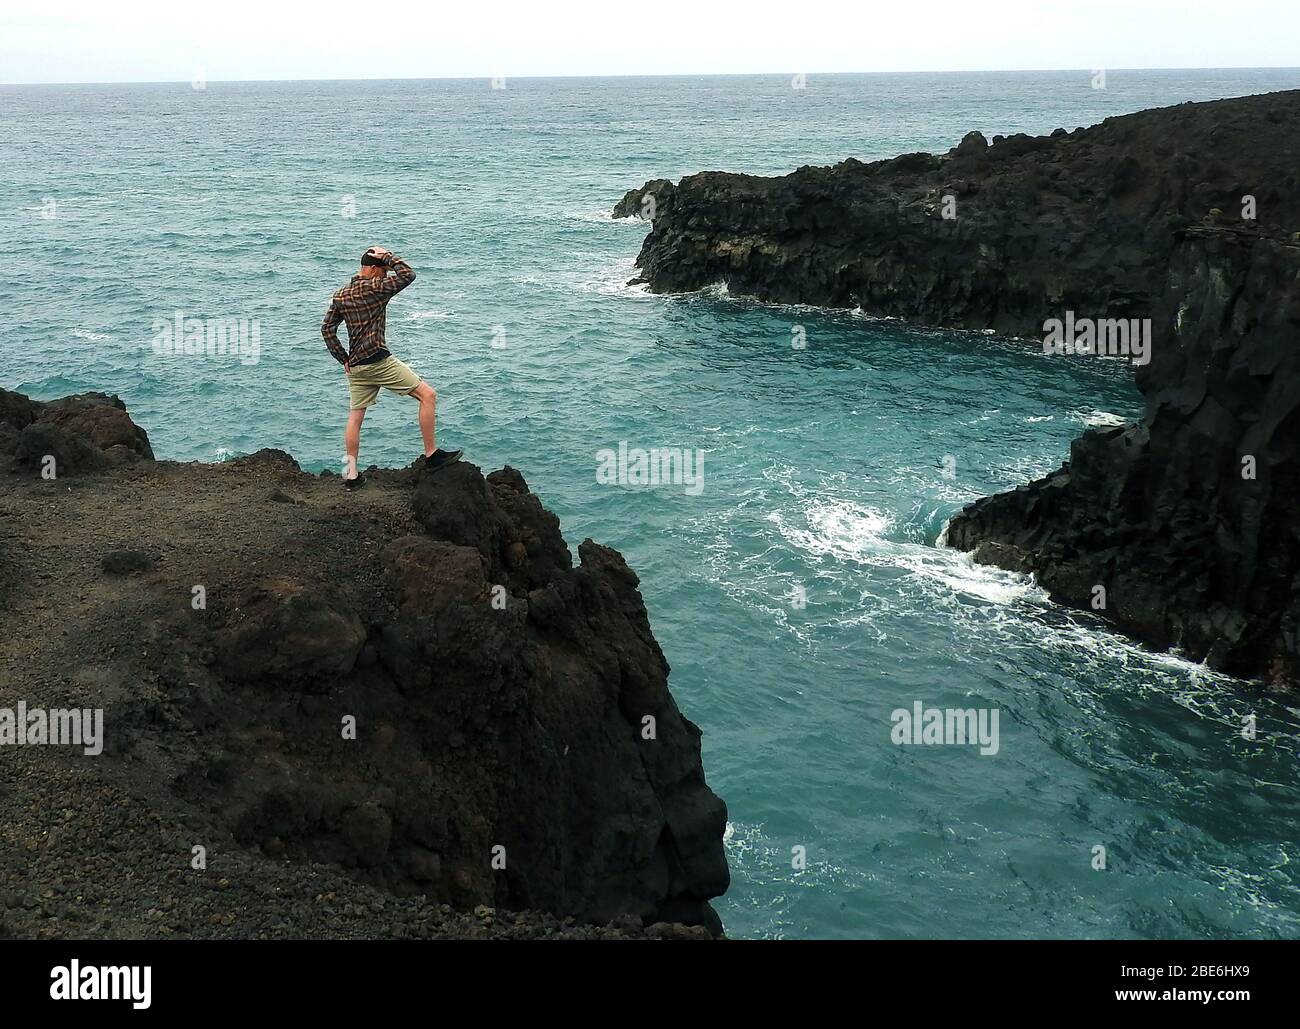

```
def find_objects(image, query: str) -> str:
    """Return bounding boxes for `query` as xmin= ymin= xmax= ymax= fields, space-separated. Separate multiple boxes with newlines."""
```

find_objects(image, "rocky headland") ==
xmin=0 ymin=389 xmax=729 ymax=939
xmin=615 ymin=90 xmax=1300 ymax=685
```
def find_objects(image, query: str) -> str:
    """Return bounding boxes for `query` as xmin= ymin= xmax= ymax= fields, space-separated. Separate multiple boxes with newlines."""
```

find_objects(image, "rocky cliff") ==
xmin=947 ymin=227 xmax=1300 ymax=684
xmin=615 ymin=90 xmax=1300 ymax=685
xmin=0 ymin=390 xmax=729 ymax=939
xmin=615 ymin=90 xmax=1300 ymax=335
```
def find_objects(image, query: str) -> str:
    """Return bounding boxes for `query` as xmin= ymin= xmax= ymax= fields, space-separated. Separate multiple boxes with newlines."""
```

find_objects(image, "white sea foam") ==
xmin=574 ymin=258 xmax=653 ymax=298
xmin=766 ymin=496 xmax=1036 ymax=606
xmin=722 ymin=818 xmax=878 ymax=935
xmin=72 ymin=328 xmax=111 ymax=342
xmin=895 ymin=548 xmax=1039 ymax=606
xmin=767 ymin=499 xmax=894 ymax=563
xmin=565 ymin=208 xmax=646 ymax=225
xmin=1074 ymin=408 xmax=1130 ymax=428
xmin=512 ymin=257 xmax=654 ymax=300
xmin=927 ymin=478 xmax=983 ymax=505
xmin=405 ymin=309 xmax=453 ymax=321
xmin=990 ymin=454 xmax=1056 ymax=484
xmin=703 ymin=462 xmax=1265 ymax=736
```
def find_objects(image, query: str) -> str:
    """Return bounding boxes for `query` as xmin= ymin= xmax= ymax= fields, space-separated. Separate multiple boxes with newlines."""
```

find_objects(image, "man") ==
xmin=321 ymin=246 xmax=461 ymax=489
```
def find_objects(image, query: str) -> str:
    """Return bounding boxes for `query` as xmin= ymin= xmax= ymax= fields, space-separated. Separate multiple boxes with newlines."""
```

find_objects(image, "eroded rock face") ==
xmin=615 ymin=90 xmax=1300 ymax=336
xmin=212 ymin=465 xmax=729 ymax=927
xmin=0 ymin=392 xmax=730 ymax=932
xmin=322 ymin=460 xmax=731 ymax=928
xmin=947 ymin=228 xmax=1300 ymax=685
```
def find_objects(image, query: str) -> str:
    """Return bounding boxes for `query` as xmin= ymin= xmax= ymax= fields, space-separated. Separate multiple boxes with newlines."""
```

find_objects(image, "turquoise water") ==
xmin=6 ymin=70 xmax=1300 ymax=939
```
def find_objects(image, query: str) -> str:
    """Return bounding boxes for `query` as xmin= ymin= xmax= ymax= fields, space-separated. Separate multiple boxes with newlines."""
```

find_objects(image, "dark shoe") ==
xmin=424 ymin=448 xmax=462 ymax=471
xmin=344 ymin=473 xmax=366 ymax=491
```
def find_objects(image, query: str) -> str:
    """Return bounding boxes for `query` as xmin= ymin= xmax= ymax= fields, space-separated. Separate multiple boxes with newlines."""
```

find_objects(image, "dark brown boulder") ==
xmin=1 ymin=388 xmax=153 ymax=473
xmin=14 ymin=421 xmax=109 ymax=474
xmin=39 ymin=393 xmax=154 ymax=459
xmin=382 ymin=535 xmax=490 ymax=614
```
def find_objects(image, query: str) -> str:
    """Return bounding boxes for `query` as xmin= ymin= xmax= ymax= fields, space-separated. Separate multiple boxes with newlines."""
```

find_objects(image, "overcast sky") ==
xmin=2 ymin=0 xmax=1296 ymax=84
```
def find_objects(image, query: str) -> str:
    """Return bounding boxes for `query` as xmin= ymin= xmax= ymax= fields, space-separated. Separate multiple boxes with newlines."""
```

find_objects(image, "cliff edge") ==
xmin=0 ymin=389 xmax=730 ymax=938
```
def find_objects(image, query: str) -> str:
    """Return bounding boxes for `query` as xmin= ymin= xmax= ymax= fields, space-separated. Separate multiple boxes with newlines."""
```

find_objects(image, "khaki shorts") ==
xmin=348 ymin=355 xmax=423 ymax=410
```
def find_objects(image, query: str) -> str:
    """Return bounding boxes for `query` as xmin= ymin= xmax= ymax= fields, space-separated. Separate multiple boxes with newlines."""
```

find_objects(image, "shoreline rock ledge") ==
xmin=0 ymin=388 xmax=730 ymax=939
xmin=615 ymin=90 xmax=1300 ymax=686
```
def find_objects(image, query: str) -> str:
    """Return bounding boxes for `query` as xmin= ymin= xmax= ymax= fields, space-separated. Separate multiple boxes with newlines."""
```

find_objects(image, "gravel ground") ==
xmin=0 ymin=456 xmax=711 ymax=941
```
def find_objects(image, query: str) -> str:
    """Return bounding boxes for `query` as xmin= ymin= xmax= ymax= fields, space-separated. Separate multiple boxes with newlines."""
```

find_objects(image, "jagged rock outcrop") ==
xmin=615 ymin=90 xmax=1300 ymax=336
xmin=0 ymin=389 xmax=729 ymax=937
xmin=615 ymin=90 xmax=1300 ymax=685
xmin=948 ymin=228 xmax=1300 ymax=684
xmin=1 ymin=390 xmax=153 ymax=474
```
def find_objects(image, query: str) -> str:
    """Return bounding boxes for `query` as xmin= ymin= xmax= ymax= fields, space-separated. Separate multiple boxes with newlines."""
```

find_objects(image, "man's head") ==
xmin=358 ymin=248 xmax=386 ymax=278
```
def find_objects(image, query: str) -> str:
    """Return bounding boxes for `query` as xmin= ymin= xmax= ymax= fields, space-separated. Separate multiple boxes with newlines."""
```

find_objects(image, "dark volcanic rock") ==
xmin=948 ymin=227 xmax=1300 ymax=684
xmin=214 ymin=580 xmax=368 ymax=687
xmin=14 ymin=421 xmax=110 ymax=474
xmin=614 ymin=90 xmax=1300 ymax=335
xmin=411 ymin=461 xmax=574 ymax=592
xmin=39 ymin=393 xmax=155 ymax=460
xmin=102 ymin=549 xmax=158 ymax=576
xmin=611 ymin=178 xmax=675 ymax=221
xmin=0 ymin=390 xmax=730 ymax=936
xmin=616 ymin=90 xmax=1300 ymax=686
xmin=0 ymin=389 xmax=40 ymax=431
xmin=1 ymin=388 xmax=154 ymax=474
xmin=227 ymin=448 xmax=300 ymax=473
xmin=215 ymin=463 xmax=729 ymax=926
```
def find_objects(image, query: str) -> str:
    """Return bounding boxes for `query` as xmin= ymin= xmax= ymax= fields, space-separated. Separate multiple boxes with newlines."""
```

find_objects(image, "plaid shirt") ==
xmin=321 ymin=253 xmax=416 ymax=366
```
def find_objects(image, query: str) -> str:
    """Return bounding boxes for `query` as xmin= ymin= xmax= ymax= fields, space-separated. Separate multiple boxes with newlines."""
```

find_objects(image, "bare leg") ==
xmin=410 ymin=382 xmax=437 ymax=456
xmin=345 ymin=408 xmax=366 ymax=479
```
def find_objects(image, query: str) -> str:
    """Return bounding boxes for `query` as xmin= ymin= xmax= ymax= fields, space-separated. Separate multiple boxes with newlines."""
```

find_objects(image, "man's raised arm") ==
xmin=373 ymin=250 xmax=416 ymax=297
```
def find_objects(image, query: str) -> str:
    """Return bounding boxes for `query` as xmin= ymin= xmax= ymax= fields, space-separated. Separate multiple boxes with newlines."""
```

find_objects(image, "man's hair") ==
xmin=360 ymin=249 xmax=385 ymax=267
